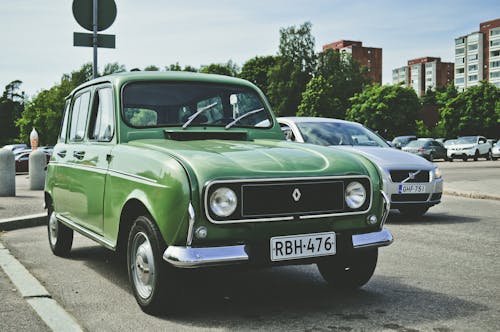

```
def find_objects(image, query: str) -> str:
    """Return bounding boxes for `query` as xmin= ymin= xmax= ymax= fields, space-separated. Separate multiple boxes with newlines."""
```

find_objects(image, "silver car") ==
xmin=278 ymin=117 xmax=443 ymax=217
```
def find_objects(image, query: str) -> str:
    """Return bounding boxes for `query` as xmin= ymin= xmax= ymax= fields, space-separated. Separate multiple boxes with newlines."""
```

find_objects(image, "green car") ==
xmin=45 ymin=72 xmax=392 ymax=314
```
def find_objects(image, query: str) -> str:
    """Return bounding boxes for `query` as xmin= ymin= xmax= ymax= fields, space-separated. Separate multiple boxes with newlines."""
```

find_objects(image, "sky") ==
xmin=1 ymin=0 xmax=499 ymax=98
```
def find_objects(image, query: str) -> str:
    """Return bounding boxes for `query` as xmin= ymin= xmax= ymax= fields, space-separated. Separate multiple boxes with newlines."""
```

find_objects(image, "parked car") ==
xmin=14 ymin=150 xmax=50 ymax=173
xmin=492 ymin=139 xmax=500 ymax=160
xmin=446 ymin=136 xmax=492 ymax=161
xmin=278 ymin=117 xmax=443 ymax=218
xmin=45 ymin=72 xmax=392 ymax=314
xmin=401 ymin=139 xmax=448 ymax=161
xmin=392 ymin=135 xmax=416 ymax=149
xmin=2 ymin=143 xmax=28 ymax=152
xmin=443 ymin=139 xmax=456 ymax=148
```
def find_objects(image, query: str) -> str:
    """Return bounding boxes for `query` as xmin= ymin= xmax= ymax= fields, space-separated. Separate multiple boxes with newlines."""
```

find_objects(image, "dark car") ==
xmin=402 ymin=139 xmax=448 ymax=161
xmin=15 ymin=150 xmax=50 ymax=173
xmin=392 ymin=136 xmax=416 ymax=149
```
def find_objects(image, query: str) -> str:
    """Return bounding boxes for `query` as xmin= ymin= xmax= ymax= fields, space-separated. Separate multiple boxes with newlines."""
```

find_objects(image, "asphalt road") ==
xmin=1 ymin=195 xmax=499 ymax=332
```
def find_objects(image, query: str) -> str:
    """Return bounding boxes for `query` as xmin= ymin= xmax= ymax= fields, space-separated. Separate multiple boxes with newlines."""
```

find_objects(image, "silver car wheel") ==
xmin=48 ymin=211 xmax=58 ymax=246
xmin=130 ymin=232 xmax=155 ymax=300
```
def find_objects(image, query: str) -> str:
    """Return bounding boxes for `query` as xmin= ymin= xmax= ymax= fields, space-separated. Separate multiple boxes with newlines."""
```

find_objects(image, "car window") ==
xmin=59 ymin=100 xmax=70 ymax=143
xmin=122 ymin=82 xmax=272 ymax=129
xmin=69 ymin=91 xmax=91 ymax=142
xmin=89 ymin=87 xmax=115 ymax=142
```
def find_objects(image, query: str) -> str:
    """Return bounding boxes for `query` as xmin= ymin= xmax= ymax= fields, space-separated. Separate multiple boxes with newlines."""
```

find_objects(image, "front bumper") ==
xmin=163 ymin=228 xmax=393 ymax=268
xmin=447 ymin=149 xmax=474 ymax=158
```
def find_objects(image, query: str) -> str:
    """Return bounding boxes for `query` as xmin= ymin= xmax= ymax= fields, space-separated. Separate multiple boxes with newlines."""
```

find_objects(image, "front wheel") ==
xmin=487 ymin=150 xmax=492 ymax=161
xmin=398 ymin=206 xmax=429 ymax=217
xmin=473 ymin=150 xmax=479 ymax=161
xmin=127 ymin=215 xmax=178 ymax=315
xmin=428 ymin=153 xmax=434 ymax=162
xmin=47 ymin=207 xmax=73 ymax=256
xmin=317 ymin=249 xmax=378 ymax=289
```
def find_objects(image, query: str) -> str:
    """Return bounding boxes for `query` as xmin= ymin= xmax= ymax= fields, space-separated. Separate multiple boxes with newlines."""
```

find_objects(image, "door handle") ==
xmin=57 ymin=150 xmax=67 ymax=158
xmin=73 ymin=150 xmax=85 ymax=160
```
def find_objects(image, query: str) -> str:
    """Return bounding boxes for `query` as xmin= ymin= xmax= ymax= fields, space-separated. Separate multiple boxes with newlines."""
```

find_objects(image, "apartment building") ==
xmin=455 ymin=18 xmax=500 ymax=90
xmin=322 ymin=40 xmax=382 ymax=84
xmin=392 ymin=57 xmax=454 ymax=96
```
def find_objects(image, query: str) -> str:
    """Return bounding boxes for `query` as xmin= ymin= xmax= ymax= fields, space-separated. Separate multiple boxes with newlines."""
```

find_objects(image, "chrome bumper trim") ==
xmin=163 ymin=245 xmax=248 ymax=268
xmin=352 ymin=229 xmax=393 ymax=249
xmin=380 ymin=190 xmax=391 ymax=228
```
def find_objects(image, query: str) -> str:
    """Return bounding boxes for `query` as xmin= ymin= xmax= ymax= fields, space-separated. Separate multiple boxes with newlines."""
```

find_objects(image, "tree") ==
xmin=0 ymin=80 xmax=25 ymax=145
xmin=278 ymin=21 xmax=316 ymax=75
xmin=297 ymin=76 xmax=341 ymax=118
xmin=439 ymin=81 xmax=500 ymax=138
xmin=200 ymin=60 xmax=239 ymax=76
xmin=239 ymin=55 xmax=278 ymax=96
xmin=102 ymin=62 xmax=126 ymax=76
xmin=346 ymin=84 xmax=421 ymax=139
xmin=144 ymin=65 xmax=159 ymax=71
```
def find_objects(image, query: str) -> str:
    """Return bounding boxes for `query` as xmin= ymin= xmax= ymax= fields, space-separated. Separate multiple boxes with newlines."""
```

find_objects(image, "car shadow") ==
xmin=68 ymin=244 xmax=486 ymax=331
xmin=386 ymin=210 xmax=480 ymax=225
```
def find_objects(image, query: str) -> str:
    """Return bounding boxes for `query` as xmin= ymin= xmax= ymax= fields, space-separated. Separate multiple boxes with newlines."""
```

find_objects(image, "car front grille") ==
xmin=391 ymin=193 xmax=430 ymax=202
xmin=389 ymin=170 xmax=430 ymax=183
xmin=205 ymin=176 xmax=372 ymax=223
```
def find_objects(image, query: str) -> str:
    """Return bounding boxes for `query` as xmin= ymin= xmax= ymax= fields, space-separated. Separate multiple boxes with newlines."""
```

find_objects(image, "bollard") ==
xmin=29 ymin=149 xmax=46 ymax=190
xmin=0 ymin=149 xmax=16 ymax=196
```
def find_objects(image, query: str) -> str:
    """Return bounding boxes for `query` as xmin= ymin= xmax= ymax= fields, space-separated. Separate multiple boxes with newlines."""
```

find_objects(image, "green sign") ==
xmin=73 ymin=32 xmax=115 ymax=48
xmin=72 ymin=0 xmax=117 ymax=32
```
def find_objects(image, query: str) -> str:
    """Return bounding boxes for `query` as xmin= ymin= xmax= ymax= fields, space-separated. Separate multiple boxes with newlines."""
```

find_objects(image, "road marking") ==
xmin=0 ymin=242 xmax=83 ymax=332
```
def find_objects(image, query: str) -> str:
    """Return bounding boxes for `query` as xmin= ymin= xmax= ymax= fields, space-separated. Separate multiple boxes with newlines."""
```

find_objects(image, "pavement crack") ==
xmin=24 ymin=294 xmax=52 ymax=299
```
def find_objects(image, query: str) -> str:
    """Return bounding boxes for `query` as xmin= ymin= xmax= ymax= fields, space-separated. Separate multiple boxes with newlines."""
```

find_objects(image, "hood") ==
xmin=330 ymin=146 xmax=434 ymax=169
xmin=448 ymin=144 xmax=474 ymax=149
xmin=129 ymin=139 xmax=371 ymax=183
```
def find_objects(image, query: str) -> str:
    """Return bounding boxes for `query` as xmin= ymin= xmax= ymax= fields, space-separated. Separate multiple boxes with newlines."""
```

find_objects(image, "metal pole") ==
xmin=92 ymin=0 xmax=98 ymax=79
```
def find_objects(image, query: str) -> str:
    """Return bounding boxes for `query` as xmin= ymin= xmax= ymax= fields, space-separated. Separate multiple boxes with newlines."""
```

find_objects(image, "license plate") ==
xmin=270 ymin=232 xmax=336 ymax=262
xmin=398 ymin=184 xmax=427 ymax=193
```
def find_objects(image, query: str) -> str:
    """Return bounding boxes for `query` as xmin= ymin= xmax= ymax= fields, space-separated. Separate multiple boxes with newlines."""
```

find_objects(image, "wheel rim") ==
xmin=49 ymin=211 xmax=58 ymax=246
xmin=130 ymin=232 xmax=155 ymax=300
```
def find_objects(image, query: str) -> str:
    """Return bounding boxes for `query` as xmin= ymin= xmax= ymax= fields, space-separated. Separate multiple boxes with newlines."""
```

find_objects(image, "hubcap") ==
xmin=130 ymin=232 xmax=155 ymax=299
xmin=49 ymin=212 xmax=58 ymax=246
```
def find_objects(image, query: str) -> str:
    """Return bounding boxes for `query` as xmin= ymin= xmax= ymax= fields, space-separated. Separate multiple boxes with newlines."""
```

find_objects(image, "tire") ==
xmin=493 ymin=156 xmax=498 ymax=161
xmin=47 ymin=206 xmax=73 ymax=257
xmin=473 ymin=150 xmax=479 ymax=161
xmin=127 ymin=215 xmax=177 ymax=315
xmin=317 ymin=249 xmax=378 ymax=289
xmin=428 ymin=153 xmax=434 ymax=162
xmin=463 ymin=155 xmax=468 ymax=162
xmin=487 ymin=150 xmax=492 ymax=161
xmin=398 ymin=206 xmax=430 ymax=217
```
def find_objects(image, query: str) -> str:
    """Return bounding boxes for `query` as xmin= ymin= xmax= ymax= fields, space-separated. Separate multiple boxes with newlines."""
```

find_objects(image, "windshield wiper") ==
xmin=182 ymin=102 xmax=218 ymax=129
xmin=225 ymin=108 xmax=264 ymax=129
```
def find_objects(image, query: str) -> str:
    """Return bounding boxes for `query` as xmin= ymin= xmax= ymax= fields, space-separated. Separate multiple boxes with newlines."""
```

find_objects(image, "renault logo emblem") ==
xmin=292 ymin=188 xmax=301 ymax=202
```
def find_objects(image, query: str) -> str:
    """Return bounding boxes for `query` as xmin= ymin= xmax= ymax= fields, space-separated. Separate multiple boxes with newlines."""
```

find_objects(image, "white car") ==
xmin=492 ymin=139 xmax=500 ymax=160
xmin=278 ymin=117 xmax=443 ymax=217
xmin=446 ymin=136 xmax=492 ymax=161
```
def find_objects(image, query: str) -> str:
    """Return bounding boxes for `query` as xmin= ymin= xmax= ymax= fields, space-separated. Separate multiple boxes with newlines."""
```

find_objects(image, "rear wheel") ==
xmin=127 ymin=215 xmax=178 ymax=315
xmin=428 ymin=153 xmax=434 ymax=162
xmin=398 ymin=206 xmax=429 ymax=217
xmin=47 ymin=206 xmax=73 ymax=257
xmin=317 ymin=249 xmax=378 ymax=289
xmin=487 ymin=150 xmax=492 ymax=161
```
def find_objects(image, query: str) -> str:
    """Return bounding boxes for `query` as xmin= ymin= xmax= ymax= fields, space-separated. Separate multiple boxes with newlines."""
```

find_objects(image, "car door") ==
xmin=478 ymin=136 xmax=488 ymax=154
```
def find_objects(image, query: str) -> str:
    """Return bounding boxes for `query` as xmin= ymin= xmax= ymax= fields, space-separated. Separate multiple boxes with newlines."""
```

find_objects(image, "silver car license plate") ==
xmin=270 ymin=232 xmax=336 ymax=262
xmin=398 ymin=184 xmax=427 ymax=193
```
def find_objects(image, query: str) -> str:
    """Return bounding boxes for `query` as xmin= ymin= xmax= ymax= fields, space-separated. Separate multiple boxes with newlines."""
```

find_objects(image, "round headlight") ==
xmin=345 ymin=181 xmax=366 ymax=209
xmin=434 ymin=167 xmax=442 ymax=179
xmin=210 ymin=187 xmax=237 ymax=217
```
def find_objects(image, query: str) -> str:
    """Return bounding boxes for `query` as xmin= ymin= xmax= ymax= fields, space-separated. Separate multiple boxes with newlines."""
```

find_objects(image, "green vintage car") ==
xmin=45 ymin=72 xmax=392 ymax=314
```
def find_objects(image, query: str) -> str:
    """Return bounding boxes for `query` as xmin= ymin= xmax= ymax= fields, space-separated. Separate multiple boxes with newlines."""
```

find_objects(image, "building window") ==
xmin=490 ymin=71 xmax=500 ymax=79
xmin=456 ymin=68 xmax=465 ymax=74
xmin=456 ymin=77 xmax=465 ymax=84
xmin=468 ymin=54 xmax=478 ymax=61
xmin=468 ymin=75 xmax=478 ymax=81
xmin=468 ymin=44 xmax=478 ymax=51
xmin=455 ymin=38 xmax=465 ymax=45
xmin=491 ymin=50 xmax=500 ymax=57
xmin=491 ymin=60 xmax=500 ymax=68
xmin=490 ymin=39 xmax=500 ymax=47
xmin=491 ymin=28 xmax=500 ymax=37
xmin=456 ymin=48 xmax=465 ymax=55
xmin=468 ymin=64 xmax=478 ymax=71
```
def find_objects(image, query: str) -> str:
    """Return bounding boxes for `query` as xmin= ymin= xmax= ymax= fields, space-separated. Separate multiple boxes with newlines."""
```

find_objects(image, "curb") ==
xmin=0 ymin=213 xmax=46 ymax=231
xmin=444 ymin=190 xmax=500 ymax=201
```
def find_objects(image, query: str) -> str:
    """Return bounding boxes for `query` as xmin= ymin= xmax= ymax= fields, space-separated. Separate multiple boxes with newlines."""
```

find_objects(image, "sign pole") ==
xmin=92 ymin=0 xmax=98 ymax=78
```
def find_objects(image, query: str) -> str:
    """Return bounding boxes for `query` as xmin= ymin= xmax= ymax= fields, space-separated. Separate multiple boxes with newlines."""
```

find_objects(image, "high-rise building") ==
xmin=322 ymin=40 xmax=382 ymax=84
xmin=455 ymin=18 xmax=500 ymax=90
xmin=392 ymin=57 xmax=454 ymax=96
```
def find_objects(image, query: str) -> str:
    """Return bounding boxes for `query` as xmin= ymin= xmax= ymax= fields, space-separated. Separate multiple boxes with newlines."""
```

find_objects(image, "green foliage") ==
xmin=439 ymin=81 xmax=500 ymax=138
xmin=165 ymin=63 xmax=198 ymax=72
xmin=200 ymin=60 xmax=239 ymax=76
xmin=297 ymin=76 xmax=341 ymax=118
xmin=278 ymin=21 xmax=316 ymax=75
xmin=347 ymin=84 xmax=421 ymax=139
xmin=239 ymin=55 xmax=278 ymax=96
xmin=144 ymin=65 xmax=160 ymax=71
xmin=0 ymin=80 xmax=25 ymax=144
xmin=102 ymin=62 xmax=126 ymax=76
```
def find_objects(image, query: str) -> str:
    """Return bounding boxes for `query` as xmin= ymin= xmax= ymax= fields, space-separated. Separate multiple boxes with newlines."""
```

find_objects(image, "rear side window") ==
xmin=69 ymin=91 xmax=91 ymax=141
xmin=89 ymin=87 xmax=115 ymax=141
xmin=59 ymin=100 xmax=70 ymax=142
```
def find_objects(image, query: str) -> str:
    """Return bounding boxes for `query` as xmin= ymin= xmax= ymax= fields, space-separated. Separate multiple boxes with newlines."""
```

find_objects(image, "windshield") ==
xmin=444 ymin=139 xmax=456 ymax=147
xmin=296 ymin=121 xmax=389 ymax=147
xmin=457 ymin=136 xmax=476 ymax=144
xmin=405 ymin=140 xmax=426 ymax=148
xmin=122 ymin=82 xmax=272 ymax=129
